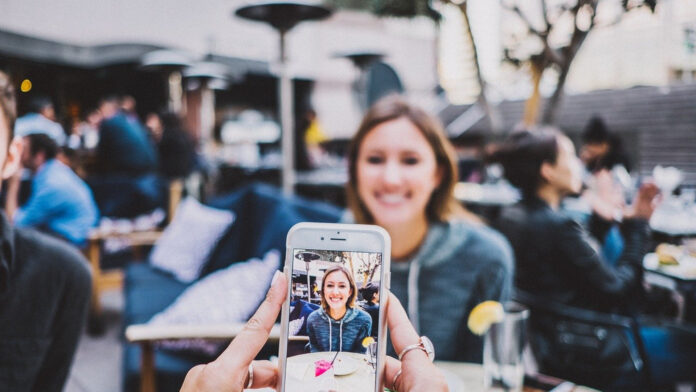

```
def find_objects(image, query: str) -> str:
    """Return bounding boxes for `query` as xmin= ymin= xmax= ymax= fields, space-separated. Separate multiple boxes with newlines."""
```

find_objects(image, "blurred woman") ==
xmin=492 ymin=128 xmax=695 ymax=387
xmin=145 ymin=111 xmax=196 ymax=179
xmin=345 ymin=95 xmax=513 ymax=362
xmin=493 ymin=129 xmax=653 ymax=311
xmin=306 ymin=265 xmax=372 ymax=353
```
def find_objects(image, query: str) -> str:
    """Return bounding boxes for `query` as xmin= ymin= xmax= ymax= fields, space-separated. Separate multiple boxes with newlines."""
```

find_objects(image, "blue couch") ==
xmin=122 ymin=183 xmax=343 ymax=391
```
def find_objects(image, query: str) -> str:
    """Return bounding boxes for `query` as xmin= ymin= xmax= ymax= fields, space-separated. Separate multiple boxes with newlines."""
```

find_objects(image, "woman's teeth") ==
xmin=378 ymin=194 xmax=407 ymax=204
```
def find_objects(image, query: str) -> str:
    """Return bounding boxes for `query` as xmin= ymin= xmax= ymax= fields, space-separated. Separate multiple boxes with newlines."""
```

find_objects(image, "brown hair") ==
xmin=0 ymin=71 xmax=16 ymax=140
xmin=346 ymin=94 xmax=475 ymax=224
xmin=320 ymin=265 xmax=358 ymax=313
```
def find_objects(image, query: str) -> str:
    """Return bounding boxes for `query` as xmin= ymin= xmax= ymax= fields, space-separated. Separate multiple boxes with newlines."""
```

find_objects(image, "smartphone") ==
xmin=278 ymin=222 xmax=391 ymax=392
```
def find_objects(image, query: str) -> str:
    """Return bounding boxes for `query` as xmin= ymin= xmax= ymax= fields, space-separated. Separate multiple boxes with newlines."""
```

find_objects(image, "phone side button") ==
xmin=385 ymin=271 xmax=391 ymax=290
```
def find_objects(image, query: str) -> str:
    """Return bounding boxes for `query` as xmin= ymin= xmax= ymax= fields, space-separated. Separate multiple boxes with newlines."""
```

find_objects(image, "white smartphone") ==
xmin=278 ymin=222 xmax=391 ymax=392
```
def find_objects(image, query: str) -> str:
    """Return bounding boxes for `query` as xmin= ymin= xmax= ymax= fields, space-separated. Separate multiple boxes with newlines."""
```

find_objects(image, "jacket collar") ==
xmin=0 ymin=211 xmax=16 ymax=294
xmin=521 ymin=195 xmax=553 ymax=210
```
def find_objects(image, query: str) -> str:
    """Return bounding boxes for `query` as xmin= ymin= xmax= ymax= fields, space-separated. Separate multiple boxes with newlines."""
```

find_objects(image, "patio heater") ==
xmin=235 ymin=1 xmax=333 ymax=195
xmin=295 ymin=251 xmax=321 ymax=299
xmin=336 ymin=51 xmax=384 ymax=112
xmin=140 ymin=49 xmax=196 ymax=114
xmin=183 ymin=60 xmax=231 ymax=152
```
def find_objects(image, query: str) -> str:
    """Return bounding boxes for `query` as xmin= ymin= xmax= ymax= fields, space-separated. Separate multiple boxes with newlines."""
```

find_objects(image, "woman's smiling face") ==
xmin=356 ymin=117 xmax=442 ymax=228
xmin=323 ymin=270 xmax=352 ymax=311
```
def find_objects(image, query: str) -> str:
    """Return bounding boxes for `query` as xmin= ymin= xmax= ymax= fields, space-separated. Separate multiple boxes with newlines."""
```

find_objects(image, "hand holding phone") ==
xmin=180 ymin=263 xmax=448 ymax=392
xmin=180 ymin=270 xmax=288 ymax=391
xmin=383 ymin=292 xmax=448 ymax=392
xmin=279 ymin=223 xmax=390 ymax=392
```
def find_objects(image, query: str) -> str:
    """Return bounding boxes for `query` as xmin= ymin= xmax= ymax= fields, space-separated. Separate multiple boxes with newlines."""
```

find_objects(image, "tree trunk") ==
xmin=523 ymin=62 xmax=544 ymax=127
xmin=458 ymin=3 xmax=501 ymax=132
xmin=541 ymin=62 xmax=571 ymax=125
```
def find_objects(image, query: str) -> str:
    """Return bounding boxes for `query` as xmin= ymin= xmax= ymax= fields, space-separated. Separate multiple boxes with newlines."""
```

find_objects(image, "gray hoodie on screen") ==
xmin=306 ymin=307 xmax=372 ymax=353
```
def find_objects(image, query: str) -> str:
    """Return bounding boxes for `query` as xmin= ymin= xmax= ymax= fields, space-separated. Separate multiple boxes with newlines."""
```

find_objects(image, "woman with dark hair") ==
xmin=492 ymin=128 xmax=650 ymax=307
xmin=145 ymin=111 xmax=196 ymax=179
xmin=492 ymin=128 xmax=695 ymax=387
xmin=306 ymin=265 xmax=372 ymax=353
xmin=345 ymin=95 xmax=513 ymax=362
xmin=360 ymin=282 xmax=380 ymax=337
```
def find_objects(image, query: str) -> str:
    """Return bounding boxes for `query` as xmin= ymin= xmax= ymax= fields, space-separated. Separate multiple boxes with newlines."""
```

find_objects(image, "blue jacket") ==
xmin=306 ymin=306 xmax=372 ymax=353
xmin=15 ymin=159 xmax=99 ymax=246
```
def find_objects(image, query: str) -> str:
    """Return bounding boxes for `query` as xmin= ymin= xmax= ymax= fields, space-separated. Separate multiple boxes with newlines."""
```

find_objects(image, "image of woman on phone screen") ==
xmin=306 ymin=265 xmax=372 ymax=354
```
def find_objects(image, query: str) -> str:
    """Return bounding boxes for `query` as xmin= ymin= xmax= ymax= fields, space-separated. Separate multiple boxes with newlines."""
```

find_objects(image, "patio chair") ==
xmin=121 ymin=183 xmax=343 ymax=392
xmin=85 ymin=179 xmax=184 ymax=334
xmin=514 ymin=290 xmax=653 ymax=392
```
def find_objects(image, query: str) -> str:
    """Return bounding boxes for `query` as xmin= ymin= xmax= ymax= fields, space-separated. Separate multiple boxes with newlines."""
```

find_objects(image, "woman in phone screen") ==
xmin=306 ymin=265 xmax=372 ymax=353
xmin=345 ymin=95 xmax=514 ymax=362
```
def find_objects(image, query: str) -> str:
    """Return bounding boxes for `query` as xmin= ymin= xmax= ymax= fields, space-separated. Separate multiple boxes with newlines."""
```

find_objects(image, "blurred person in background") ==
xmin=120 ymin=94 xmax=139 ymax=122
xmin=67 ymin=106 xmax=101 ymax=152
xmin=577 ymin=116 xmax=634 ymax=265
xmin=89 ymin=95 xmax=161 ymax=217
xmin=345 ymin=95 xmax=514 ymax=362
xmin=581 ymin=116 xmax=631 ymax=175
xmin=5 ymin=133 xmax=99 ymax=247
xmin=492 ymin=128 xmax=696 ymax=387
xmin=145 ymin=111 xmax=197 ymax=179
xmin=359 ymin=281 xmax=380 ymax=337
xmin=0 ymin=70 xmax=91 ymax=392
xmin=14 ymin=95 xmax=66 ymax=146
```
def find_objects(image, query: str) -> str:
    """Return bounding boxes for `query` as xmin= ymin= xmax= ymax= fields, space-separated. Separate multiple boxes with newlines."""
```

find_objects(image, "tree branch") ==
xmin=504 ymin=3 xmax=545 ymax=37
xmin=540 ymin=0 xmax=551 ymax=31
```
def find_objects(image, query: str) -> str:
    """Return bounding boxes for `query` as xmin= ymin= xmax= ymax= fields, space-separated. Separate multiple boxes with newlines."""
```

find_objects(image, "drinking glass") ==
xmin=366 ymin=341 xmax=377 ymax=372
xmin=483 ymin=302 xmax=529 ymax=392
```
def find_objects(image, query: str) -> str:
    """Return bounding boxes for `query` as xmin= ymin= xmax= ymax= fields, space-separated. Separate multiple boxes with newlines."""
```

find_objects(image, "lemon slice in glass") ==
xmin=362 ymin=336 xmax=375 ymax=348
xmin=467 ymin=300 xmax=504 ymax=335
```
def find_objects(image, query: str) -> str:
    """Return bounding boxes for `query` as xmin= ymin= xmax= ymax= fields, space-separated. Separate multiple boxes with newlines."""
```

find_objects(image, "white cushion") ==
xmin=150 ymin=197 xmax=234 ymax=283
xmin=148 ymin=250 xmax=280 ymax=326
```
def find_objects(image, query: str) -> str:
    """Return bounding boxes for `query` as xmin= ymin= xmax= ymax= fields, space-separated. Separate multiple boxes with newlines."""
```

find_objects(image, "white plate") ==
xmin=332 ymin=356 xmax=359 ymax=376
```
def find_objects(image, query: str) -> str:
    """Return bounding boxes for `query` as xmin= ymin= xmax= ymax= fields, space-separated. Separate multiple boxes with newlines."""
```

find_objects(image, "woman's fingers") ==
xmin=218 ymin=271 xmax=288 ymax=371
xmin=383 ymin=356 xmax=402 ymax=391
xmin=248 ymin=360 xmax=279 ymax=390
xmin=385 ymin=292 xmax=421 ymax=356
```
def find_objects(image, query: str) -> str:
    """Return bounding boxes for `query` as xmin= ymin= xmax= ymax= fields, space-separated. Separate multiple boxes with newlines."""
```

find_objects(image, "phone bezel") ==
xmin=279 ymin=222 xmax=391 ymax=392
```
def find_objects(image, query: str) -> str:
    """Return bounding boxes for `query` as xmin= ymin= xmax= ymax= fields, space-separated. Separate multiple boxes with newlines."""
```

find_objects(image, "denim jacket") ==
xmin=306 ymin=307 xmax=372 ymax=353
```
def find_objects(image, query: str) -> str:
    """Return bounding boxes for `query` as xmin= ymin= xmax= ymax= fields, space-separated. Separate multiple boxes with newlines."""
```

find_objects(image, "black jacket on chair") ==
xmin=493 ymin=197 xmax=650 ymax=313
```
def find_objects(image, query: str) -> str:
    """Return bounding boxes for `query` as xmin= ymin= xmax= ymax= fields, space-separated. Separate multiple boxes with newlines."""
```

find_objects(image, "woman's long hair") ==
xmin=345 ymin=95 xmax=476 ymax=224
xmin=320 ymin=265 xmax=358 ymax=313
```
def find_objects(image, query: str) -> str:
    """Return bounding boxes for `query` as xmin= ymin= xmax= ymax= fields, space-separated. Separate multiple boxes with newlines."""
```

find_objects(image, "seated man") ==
xmin=5 ymin=133 xmax=99 ymax=247
xmin=13 ymin=95 xmax=66 ymax=146
xmin=88 ymin=95 xmax=161 ymax=217
xmin=0 ymin=71 xmax=91 ymax=391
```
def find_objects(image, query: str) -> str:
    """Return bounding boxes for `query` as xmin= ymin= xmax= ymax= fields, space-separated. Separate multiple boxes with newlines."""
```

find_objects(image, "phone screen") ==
xmin=283 ymin=248 xmax=382 ymax=392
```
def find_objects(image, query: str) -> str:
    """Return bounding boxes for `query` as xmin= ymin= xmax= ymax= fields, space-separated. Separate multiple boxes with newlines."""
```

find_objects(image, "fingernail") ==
xmin=271 ymin=270 xmax=281 ymax=285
